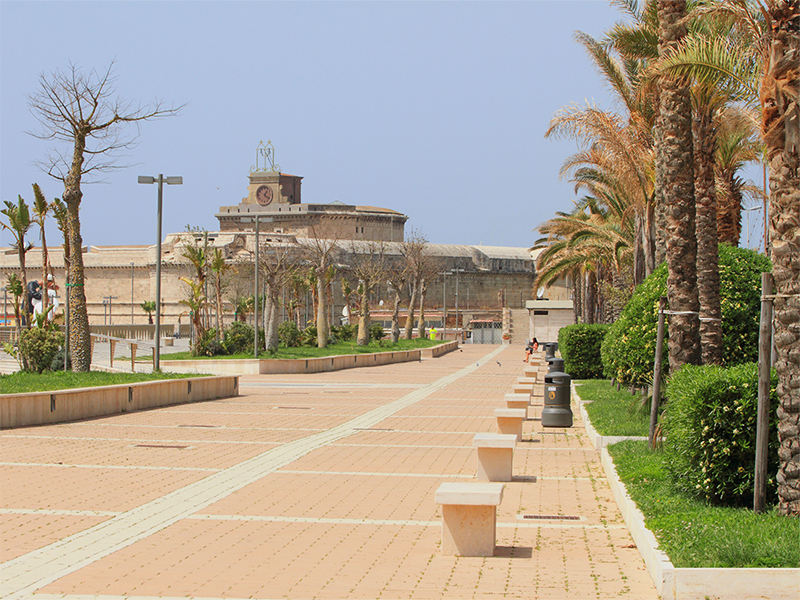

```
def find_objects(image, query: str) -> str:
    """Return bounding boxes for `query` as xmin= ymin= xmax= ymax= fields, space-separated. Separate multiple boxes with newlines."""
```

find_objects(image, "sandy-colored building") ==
xmin=1 ymin=145 xmax=572 ymax=340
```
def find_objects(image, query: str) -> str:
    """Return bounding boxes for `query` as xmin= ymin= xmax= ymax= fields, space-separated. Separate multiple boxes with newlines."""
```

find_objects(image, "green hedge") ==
xmin=601 ymin=244 xmax=771 ymax=386
xmin=558 ymin=324 xmax=609 ymax=379
xmin=664 ymin=363 xmax=779 ymax=507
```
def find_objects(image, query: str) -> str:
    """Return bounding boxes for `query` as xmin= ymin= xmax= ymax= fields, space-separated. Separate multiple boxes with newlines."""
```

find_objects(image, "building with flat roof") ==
xmin=215 ymin=141 xmax=407 ymax=242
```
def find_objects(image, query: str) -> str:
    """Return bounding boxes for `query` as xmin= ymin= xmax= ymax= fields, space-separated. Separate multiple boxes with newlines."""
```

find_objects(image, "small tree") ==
xmin=298 ymin=225 xmax=341 ymax=348
xmin=140 ymin=300 xmax=156 ymax=325
xmin=259 ymin=241 xmax=299 ymax=351
xmin=386 ymin=259 xmax=409 ymax=344
xmin=209 ymin=248 xmax=231 ymax=342
xmin=1 ymin=196 xmax=34 ymax=354
xmin=402 ymin=230 xmax=435 ymax=339
xmin=31 ymin=184 xmax=55 ymax=316
xmin=349 ymin=241 xmax=387 ymax=345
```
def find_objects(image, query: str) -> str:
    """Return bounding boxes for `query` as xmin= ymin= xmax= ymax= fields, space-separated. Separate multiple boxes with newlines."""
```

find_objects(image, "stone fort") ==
xmin=1 ymin=143 xmax=571 ymax=342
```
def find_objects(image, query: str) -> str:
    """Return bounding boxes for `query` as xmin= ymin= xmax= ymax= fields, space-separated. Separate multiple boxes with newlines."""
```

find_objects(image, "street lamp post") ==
xmin=139 ymin=174 xmax=182 ymax=371
xmin=130 ymin=262 xmax=135 ymax=325
xmin=441 ymin=271 xmax=453 ymax=341
xmin=241 ymin=215 xmax=268 ymax=359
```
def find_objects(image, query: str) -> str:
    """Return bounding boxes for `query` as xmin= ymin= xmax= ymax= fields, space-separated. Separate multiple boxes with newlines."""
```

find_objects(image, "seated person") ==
xmin=524 ymin=337 xmax=538 ymax=361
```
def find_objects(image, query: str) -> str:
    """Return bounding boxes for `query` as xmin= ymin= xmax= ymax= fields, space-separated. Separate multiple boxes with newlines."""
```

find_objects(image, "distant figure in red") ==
xmin=524 ymin=337 xmax=539 ymax=362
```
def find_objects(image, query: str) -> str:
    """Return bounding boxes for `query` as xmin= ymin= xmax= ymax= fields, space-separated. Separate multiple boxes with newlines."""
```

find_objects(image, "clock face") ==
xmin=256 ymin=184 xmax=273 ymax=206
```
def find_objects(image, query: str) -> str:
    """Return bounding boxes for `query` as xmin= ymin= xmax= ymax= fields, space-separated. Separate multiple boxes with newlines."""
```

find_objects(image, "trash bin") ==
xmin=547 ymin=357 xmax=565 ymax=373
xmin=544 ymin=343 xmax=557 ymax=360
xmin=542 ymin=370 xmax=573 ymax=427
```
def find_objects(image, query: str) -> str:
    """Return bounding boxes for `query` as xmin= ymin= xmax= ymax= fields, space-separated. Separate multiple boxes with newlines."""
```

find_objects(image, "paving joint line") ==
xmin=0 ymin=345 xmax=505 ymax=600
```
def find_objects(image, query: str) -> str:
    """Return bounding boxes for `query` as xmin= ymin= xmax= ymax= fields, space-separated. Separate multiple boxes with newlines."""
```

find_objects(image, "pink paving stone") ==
xmin=7 ymin=344 xmax=658 ymax=600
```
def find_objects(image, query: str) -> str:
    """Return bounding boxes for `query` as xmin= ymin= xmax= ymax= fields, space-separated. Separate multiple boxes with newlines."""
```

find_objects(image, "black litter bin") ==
xmin=542 ymin=370 xmax=573 ymax=427
xmin=547 ymin=357 xmax=565 ymax=373
xmin=544 ymin=343 xmax=557 ymax=360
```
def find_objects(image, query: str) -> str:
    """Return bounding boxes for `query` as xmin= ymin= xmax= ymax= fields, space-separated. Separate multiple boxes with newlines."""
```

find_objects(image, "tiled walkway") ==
xmin=0 ymin=344 xmax=658 ymax=599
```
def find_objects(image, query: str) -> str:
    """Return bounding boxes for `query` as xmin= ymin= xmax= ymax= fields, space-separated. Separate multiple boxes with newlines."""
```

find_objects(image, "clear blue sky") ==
xmin=0 ymin=1 xmax=764 ymax=251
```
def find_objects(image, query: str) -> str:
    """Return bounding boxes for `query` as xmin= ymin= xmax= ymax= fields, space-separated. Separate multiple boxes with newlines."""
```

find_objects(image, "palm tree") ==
xmin=761 ymin=0 xmax=799 ymax=517
xmin=208 ymin=248 xmax=230 ymax=342
xmin=1 ymin=196 xmax=34 ymax=345
xmin=140 ymin=300 xmax=156 ymax=325
xmin=657 ymin=0 xmax=701 ymax=370
xmin=714 ymin=108 xmax=764 ymax=245
xmin=655 ymin=0 xmax=799 ymax=514
xmin=31 ymin=184 xmax=54 ymax=316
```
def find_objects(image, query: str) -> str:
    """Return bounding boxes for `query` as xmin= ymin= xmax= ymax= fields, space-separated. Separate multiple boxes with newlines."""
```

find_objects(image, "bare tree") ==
xmin=259 ymin=241 xmax=300 ymax=350
xmin=386 ymin=255 xmax=410 ymax=343
xmin=401 ymin=231 xmax=437 ymax=339
xmin=348 ymin=241 xmax=388 ymax=345
xmin=27 ymin=62 xmax=182 ymax=370
xmin=298 ymin=225 xmax=341 ymax=348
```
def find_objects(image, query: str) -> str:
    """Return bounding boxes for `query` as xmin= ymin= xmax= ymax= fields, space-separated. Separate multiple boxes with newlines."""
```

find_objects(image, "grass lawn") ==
xmin=158 ymin=337 xmax=445 ymax=361
xmin=608 ymin=440 xmax=799 ymax=568
xmin=1 ymin=371 xmax=201 ymax=395
xmin=574 ymin=379 xmax=652 ymax=437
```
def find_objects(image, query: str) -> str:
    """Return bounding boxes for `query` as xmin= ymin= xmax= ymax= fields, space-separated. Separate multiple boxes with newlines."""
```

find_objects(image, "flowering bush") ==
xmin=601 ymin=244 xmax=771 ymax=386
xmin=663 ymin=363 xmax=779 ymax=507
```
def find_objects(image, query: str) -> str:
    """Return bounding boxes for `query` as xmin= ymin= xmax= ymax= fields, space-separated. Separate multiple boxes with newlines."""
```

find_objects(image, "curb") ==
xmin=572 ymin=383 xmax=648 ymax=449
xmin=575 ymin=383 xmax=800 ymax=599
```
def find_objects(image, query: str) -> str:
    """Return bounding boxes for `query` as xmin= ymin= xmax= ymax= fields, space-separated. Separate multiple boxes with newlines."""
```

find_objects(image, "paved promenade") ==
xmin=0 ymin=344 xmax=658 ymax=599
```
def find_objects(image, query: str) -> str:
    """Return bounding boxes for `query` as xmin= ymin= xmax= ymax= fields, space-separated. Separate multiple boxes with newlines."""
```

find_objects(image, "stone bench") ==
xmin=512 ymin=377 xmax=538 ymax=394
xmin=523 ymin=366 xmax=540 ymax=379
xmin=504 ymin=393 xmax=530 ymax=411
xmin=494 ymin=408 xmax=527 ymax=441
xmin=435 ymin=482 xmax=505 ymax=556
xmin=473 ymin=433 xmax=517 ymax=481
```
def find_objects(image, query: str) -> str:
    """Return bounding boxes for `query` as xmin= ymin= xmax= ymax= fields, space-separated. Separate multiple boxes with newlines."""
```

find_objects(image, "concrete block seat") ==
xmin=504 ymin=393 xmax=530 ymax=410
xmin=473 ymin=433 xmax=517 ymax=481
xmin=435 ymin=482 xmax=505 ymax=556
xmin=522 ymin=367 xmax=539 ymax=379
xmin=495 ymin=408 xmax=527 ymax=441
xmin=512 ymin=378 xmax=537 ymax=394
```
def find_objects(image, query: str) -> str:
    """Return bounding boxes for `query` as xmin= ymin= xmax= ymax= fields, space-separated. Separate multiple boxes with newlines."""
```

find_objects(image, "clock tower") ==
xmin=243 ymin=140 xmax=302 ymax=207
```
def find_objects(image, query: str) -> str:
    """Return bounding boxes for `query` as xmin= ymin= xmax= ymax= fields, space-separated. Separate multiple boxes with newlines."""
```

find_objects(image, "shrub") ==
xmin=369 ymin=322 xmax=385 ymax=341
xmin=277 ymin=321 xmax=301 ymax=347
xmin=601 ymin=244 xmax=771 ymax=386
xmin=300 ymin=324 xmax=318 ymax=347
xmin=195 ymin=329 xmax=225 ymax=357
xmin=49 ymin=346 xmax=72 ymax=371
xmin=19 ymin=326 xmax=64 ymax=373
xmin=663 ymin=363 xmax=779 ymax=507
xmin=330 ymin=324 xmax=355 ymax=342
xmin=224 ymin=320 xmax=254 ymax=354
xmin=558 ymin=323 xmax=609 ymax=379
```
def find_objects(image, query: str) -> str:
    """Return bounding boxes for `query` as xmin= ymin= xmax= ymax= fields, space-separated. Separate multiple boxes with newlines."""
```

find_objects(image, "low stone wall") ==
xmin=160 ymin=343 xmax=458 ymax=376
xmin=421 ymin=341 xmax=459 ymax=358
xmin=0 ymin=376 xmax=238 ymax=429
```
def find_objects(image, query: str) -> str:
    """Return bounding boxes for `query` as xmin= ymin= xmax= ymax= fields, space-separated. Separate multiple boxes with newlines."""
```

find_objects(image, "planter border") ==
xmin=1 ymin=376 xmax=238 ymax=429
xmin=161 ymin=341 xmax=459 ymax=376
xmin=575 ymin=382 xmax=800 ymax=599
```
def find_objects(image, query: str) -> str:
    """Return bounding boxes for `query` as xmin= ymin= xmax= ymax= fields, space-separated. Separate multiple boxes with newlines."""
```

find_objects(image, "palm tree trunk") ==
xmin=715 ymin=171 xmax=741 ymax=245
xmin=694 ymin=106 xmax=723 ymax=366
xmin=764 ymin=0 xmax=800 ymax=517
xmin=572 ymin=270 xmax=582 ymax=323
xmin=64 ymin=135 xmax=91 ymax=371
xmin=645 ymin=198 xmax=657 ymax=276
xmin=658 ymin=0 xmax=701 ymax=371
